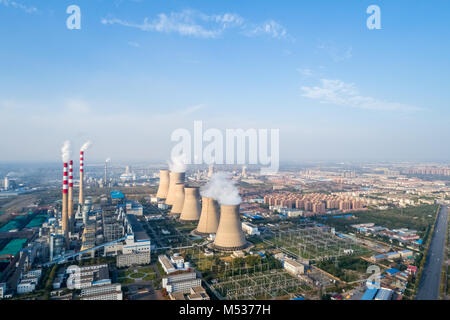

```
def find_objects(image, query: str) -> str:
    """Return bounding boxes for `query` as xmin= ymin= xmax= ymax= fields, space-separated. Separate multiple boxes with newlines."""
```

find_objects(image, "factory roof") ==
xmin=110 ymin=191 xmax=125 ymax=199
xmin=126 ymin=214 xmax=149 ymax=241
xmin=375 ymin=288 xmax=393 ymax=300
xmin=361 ymin=287 xmax=378 ymax=300
xmin=385 ymin=268 xmax=400 ymax=275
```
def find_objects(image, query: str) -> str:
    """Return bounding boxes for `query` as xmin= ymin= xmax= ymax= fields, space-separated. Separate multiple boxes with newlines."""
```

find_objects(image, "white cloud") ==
xmin=245 ymin=20 xmax=288 ymax=39
xmin=101 ymin=10 xmax=243 ymax=39
xmin=318 ymin=42 xmax=353 ymax=62
xmin=0 ymin=0 xmax=37 ymax=13
xmin=101 ymin=9 xmax=289 ymax=40
xmin=301 ymin=79 xmax=422 ymax=112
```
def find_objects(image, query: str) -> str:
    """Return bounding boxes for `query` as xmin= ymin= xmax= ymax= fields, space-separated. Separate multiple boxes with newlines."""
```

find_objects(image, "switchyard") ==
xmin=262 ymin=222 xmax=368 ymax=261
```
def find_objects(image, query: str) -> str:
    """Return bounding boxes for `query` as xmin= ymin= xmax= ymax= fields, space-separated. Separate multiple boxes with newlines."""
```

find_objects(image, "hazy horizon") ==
xmin=1 ymin=0 xmax=449 ymax=163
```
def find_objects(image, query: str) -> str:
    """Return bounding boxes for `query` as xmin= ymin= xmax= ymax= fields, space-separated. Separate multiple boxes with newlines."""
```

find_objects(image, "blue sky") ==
xmin=0 ymin=0 xmax=449 ymax=163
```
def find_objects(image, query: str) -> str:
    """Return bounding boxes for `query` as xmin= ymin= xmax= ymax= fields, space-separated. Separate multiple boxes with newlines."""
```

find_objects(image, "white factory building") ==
xmin=162 ymin=271 xmax=202 ymax=294
xmin=241 ymin=222 xmax=260 ymax=236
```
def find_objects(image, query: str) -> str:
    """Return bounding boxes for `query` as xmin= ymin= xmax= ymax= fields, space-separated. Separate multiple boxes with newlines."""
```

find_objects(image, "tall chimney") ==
xmin=62 ymin=162 xmax=69 ymax=247
xmin=68 ymin=160 xmax=74 ymax=231
xmin=180 ymin=186 xmax=201 ymax=221
xmin=170 ymin=183 xmax=185 ymax=215
xmin=196 ymin=197 xmax=220 ymax=234
xmin=78 ymin=151 xmax=84 ymax=205
xmin=213 ymin=204 xmax=247 ymax=251
xmin=156 ymin=169 xmax=170 ymax=199
xmin=165 ymin=171 xmax=185 ymax=205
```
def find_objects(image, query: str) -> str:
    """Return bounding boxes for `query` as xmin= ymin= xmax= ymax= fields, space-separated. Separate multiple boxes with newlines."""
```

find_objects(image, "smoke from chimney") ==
xmin=61 ymin=141 xmax=71 ymax=163
xmin=200 ymin=172 xmax=241 ymax=205
xmin=81 ymin=140 xmax=92 ymax=152
xmin=168 ymin=152 xmax=187 ymax=173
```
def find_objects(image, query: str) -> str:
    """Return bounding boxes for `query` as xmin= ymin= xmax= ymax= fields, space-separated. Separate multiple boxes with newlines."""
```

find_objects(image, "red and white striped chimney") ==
xmin=78 ymin=151 xmax=84 ymax=206
xmin=62 ymin=162 xmax=69 ymax=236
xmin=68 ymin=160 xmax=74 ymax=228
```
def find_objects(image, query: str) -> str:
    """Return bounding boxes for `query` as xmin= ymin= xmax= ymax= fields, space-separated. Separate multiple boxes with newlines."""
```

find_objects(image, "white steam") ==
xmin=105 ymin=158 xmax=111 ymax=163
xmin=168 ymin=152 xmax=187 ymax=173
xmin=200 ymin=172 xmax=241 ymax=205
xmin=81 ymin=140 xmax=92 ymax=152
xmin=61 ymin=140 xmax=71 ymax=163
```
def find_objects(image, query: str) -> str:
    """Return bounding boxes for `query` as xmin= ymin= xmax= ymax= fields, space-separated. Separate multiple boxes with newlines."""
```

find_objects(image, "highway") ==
xmin=416 ymin=205 xmax=448 ymax=300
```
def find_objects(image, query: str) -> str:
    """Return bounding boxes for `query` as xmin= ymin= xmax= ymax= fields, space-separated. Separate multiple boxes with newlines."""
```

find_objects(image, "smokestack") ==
xmin=170 ymin=183 xmax=185 ymax=215
xmin=208 ymin=165 xmax=214 ymax=178
xmin=180 ymin=186 xmax=201 ymax=221
xmin=68 ymin=160 xmax=74 ymax=231
xmin=156 ymin=169 xmax=170 ymax=199
xmin=78 ymin=151 xmax=84 ymax=206
xmin=196 ymin=197 xmax=220 ymax=234
xmin=213 ymin=204 xmax=247 ymax=251
xmin=62 ymin=162 xmax=69 ymax=247
xmin=165 ymin=172 xmax=185 ymax=205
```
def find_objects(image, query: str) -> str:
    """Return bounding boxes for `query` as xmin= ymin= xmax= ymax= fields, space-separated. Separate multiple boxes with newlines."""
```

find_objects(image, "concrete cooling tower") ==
xmin=213 ymin=204 xmax=247 ymax=251
xmin=180 ymin=186 xmax=201 ymax=221
xmin=156 ymin=169 xmax=170 ymax=199
xmin=170 ymin=183 xmax=185 ymax=215
xmin=196 ymin=197 xmax=220 ymax=234
xmin=165 ymin=172 xmax=185 ymax=205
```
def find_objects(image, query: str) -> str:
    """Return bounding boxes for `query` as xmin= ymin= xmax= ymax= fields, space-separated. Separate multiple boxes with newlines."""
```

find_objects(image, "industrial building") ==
xmin=80 ymin=283 xmax=123 ymax=300
xmin=66 ymin=264 xmax=111 ymax=289
xmin=162 ymin=271 xmax=202 ymax=294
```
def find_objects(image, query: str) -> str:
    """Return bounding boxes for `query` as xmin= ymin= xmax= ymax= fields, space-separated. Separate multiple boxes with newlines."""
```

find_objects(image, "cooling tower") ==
xmin=68 ymin=160 xmax=74 ymax=231
xmin=170 ymin=183 xmax=185 ymax=215
xmin=196 ymin=197 xmax=220 ymax=234
xmin=78 ymin=151 xmax=84 ymax=205
xmin=62 ymin=163 xmax=69 ymax=247
xmin=156 ymin=169 xmax=170 ymax=199
xmin=213 ymin=204 xmax=247 ymax=251
xmin=165 ymin=172 xmax=185 ymax=205
xmin=180 ymin=186 xmax=201 ymax=221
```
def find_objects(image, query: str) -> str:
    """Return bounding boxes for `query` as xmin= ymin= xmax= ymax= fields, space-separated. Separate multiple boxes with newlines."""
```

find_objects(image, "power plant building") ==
xmin=213 ymin=204 xmax=248 ymax=251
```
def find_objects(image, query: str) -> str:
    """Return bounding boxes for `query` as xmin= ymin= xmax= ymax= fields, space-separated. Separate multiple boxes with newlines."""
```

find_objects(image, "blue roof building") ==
xmin=361 ymin=287 xmax=378 ymax=300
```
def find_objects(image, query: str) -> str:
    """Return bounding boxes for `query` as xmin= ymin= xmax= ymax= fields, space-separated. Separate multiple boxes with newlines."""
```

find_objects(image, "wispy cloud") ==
xmin=101 ymin=9 xmax=289 ymax=40
xmin=0 ymin=0 xmax=37 ymax=13
xmin=301 ymin=79 xmax=422 ymax=112
xmin=318 ymin=41 xmax=352 ymax=62
xmin=101 ymin=10 xmax=243 ymax=39
xmin=244 ymin=20 xmax=288 ymax=39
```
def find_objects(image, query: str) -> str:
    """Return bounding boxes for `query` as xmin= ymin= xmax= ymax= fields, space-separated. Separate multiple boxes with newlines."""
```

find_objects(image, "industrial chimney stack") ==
xmin=165 ymin=172 xmax=185 ymax=205
xmin=180 ymin=186 xmax=201 ymax=221
xmin=68 ymin=160 xmax=74 ymax=231
xmin=78 ymin=151 xmax=84 ymax=206
xmin=170 ymin=183 xmax=185 ymax=215
xmin=156 ymin=169 xmax=170 ymax=199
xmin=213 ymin=204 xmax=247 ymax=251
xmin=196 ymin=197 xmax=220 ymax=234
xmin=62 ymin=162 xmax=69 ymax=247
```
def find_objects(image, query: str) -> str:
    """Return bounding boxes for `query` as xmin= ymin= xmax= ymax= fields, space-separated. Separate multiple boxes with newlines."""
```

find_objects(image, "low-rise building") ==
xmin=162 ymin=271 xmax=201 ymax=294
xmin=283 ymin=258 xmax=305 ymax=276
xmin=80 ymin=283 xmax=122 ymax=300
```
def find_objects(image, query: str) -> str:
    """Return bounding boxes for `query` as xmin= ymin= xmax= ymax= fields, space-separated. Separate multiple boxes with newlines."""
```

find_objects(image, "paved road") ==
xmin=416 ymin=205 xmax=448 ymax=300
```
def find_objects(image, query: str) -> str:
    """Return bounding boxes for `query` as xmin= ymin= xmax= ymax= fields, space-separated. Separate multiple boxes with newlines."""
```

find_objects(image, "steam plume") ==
xmin=61 ymin=140 xmax=71 ymax=163
xmin=106 ymin=158 xmax=111 ymax=163
xmin=200 ymin=172 xmax=241 ymax=205
xmin=81 ymin=140 xmax=92 ymax=152
xmin=168 ymin=152 xmax=187 ymax=173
